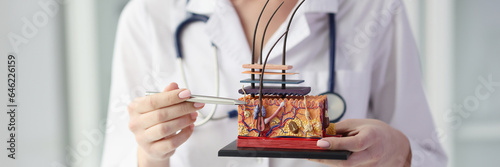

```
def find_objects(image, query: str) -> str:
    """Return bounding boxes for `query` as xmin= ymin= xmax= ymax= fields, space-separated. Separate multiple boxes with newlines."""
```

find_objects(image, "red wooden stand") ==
xmin=237 ymin=136 xmax=329 ymax=150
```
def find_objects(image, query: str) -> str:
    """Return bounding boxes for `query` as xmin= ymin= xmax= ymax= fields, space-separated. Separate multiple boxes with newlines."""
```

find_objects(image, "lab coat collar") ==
xmin=303 ymin=0 xmax=339 ymax=13
xmin=186 ymin=0 xmax=339 ymax=15
xmin=203 ymin=0 xmax=252 ymax=64
xmin=185 ymin=0 xmax=217 ymax=16
xmin=188 ymin=0 xmax=339 ymax=64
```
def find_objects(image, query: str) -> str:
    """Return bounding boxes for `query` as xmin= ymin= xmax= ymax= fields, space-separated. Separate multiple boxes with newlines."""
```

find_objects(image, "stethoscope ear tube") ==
xmin=327 ymin=13 xmax=336 ymax=93
xmin=174 ymin=14 xmax=209 ymax=59
xmin=174 ymin=13 xmax=218 ymax=126
xmin=323 ymin=13 xmax=346 ymax=123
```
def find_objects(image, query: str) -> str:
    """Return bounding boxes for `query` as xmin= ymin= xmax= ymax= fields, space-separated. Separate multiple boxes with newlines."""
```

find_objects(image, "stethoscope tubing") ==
xmin=325 ymin=14 xmax=347 ymax=123
xmin=175 ymin=14 xmax=209 ymax=59
xmin=328 ymin=13 xmax=336 ymax=93
xmin=175 ymin=14 xmax=220 ymax=126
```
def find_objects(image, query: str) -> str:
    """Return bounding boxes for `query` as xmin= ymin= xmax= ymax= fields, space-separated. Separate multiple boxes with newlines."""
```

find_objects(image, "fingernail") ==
xmin=190 ymin=112 xmax=198 ymax=120
xmin=317 ymin=140 xmax=330 ymax=148
xmin=178 ymin=89 xmax=191 ymax=99
xmin=190 ymin=124 xmax=195 ymax=130
xmin=193 ymin=102 xmax=205 ymax=108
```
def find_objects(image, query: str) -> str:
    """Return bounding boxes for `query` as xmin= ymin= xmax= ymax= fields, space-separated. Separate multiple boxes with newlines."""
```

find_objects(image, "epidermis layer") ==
xmin=238 ymin=95 xmax=327 ymax=138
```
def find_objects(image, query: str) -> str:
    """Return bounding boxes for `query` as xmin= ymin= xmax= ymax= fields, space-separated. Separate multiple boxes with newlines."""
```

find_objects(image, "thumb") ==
xmin=317 ymin=136 xmax=354 ymax=151
xmin=163 ymin=82 xmax=179 ymax=92
xmin=317 ymin=137 xmax=366 ymax=152
xmin=317 ymin=131 xmax=371 ymax=152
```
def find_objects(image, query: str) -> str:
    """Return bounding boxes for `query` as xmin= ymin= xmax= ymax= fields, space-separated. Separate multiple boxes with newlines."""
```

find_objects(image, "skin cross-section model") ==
xmin=238 ymin=95 xmax=328 ymax=138
xmin=235 ymin=0 xmax=338 ymax=150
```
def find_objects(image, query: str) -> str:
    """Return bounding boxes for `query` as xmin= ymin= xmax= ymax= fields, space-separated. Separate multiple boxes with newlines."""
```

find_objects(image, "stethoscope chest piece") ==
xmin=321 ymin=92 xmax=346 ymax=123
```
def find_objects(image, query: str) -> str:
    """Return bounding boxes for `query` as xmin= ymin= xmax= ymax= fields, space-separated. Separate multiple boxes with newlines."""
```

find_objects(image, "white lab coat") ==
xmin=101 ymin=0 xmax=447 ymax=166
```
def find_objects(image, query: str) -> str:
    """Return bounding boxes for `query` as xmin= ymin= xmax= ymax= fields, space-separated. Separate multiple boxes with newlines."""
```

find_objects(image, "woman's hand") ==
xmin=310 ymin=119 xmax=412 ymax=167
xmin=128 ymin=82 xmax=204 ymax=167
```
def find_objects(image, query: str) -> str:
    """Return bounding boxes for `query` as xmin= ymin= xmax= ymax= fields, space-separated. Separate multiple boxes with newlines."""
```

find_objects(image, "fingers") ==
xmin=163 ymin=82 xmax=179 ymax=92
xmin=310 ymin=119 xmax=395 ymax=166
xmin=143 ymin=113 xmax=197 ymax=142
xmin=334 ymin=119 xmax=364 ymax=134
xmin=129 ymin=82 xmax=198 ymax=161
xmin=317 ymin=126 xmax=376 ymax=152
xmin=308 ymin=151 xmax=374 ymax=167
xmin=308 ymin=158 xmax=352 ymax=167
xmin=137 ymin=101 xmax=204 ymax=130
xmin=131 ymin=88 xmax=192 ymax=114
xmin=347 ymin=151 xmax=379 ymax=164
xmin=148 ymin=124 xmax=194 ymax=158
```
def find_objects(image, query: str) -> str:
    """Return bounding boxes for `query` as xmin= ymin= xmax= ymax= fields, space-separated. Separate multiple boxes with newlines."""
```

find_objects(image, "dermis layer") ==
xmin=238 ymin=95 xmax=327 ymax=138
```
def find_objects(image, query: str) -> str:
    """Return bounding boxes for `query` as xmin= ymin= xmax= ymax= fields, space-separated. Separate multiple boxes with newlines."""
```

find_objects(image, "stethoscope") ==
xmin=175 ymin=12 xmax=346 ymax=126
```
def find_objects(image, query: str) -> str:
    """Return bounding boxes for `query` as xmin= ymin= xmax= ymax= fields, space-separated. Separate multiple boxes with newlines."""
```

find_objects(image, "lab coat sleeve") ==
xmin=368 ymin=1 xmax=448 ymax=167
xmin=101 ymin=0 xmax=155 ymax=166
